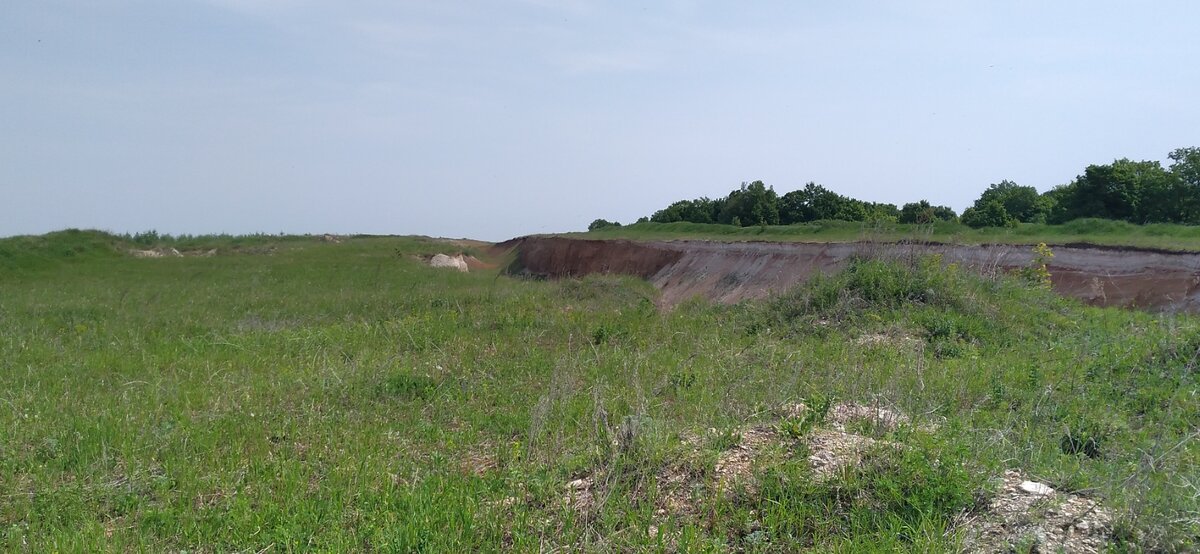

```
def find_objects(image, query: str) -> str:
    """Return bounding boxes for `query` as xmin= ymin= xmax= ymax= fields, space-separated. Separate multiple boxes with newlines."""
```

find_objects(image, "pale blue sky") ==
xmin=2 ymin=1 xmax=1197 ymax=240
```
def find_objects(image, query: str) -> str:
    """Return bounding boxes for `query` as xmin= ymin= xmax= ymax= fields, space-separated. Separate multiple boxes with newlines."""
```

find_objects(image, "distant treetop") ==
xmin=591 ymin=146 xmax=1199 ymax=231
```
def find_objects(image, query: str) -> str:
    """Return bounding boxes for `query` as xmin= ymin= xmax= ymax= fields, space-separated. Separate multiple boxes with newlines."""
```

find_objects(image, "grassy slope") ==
xmin=0 ymin=232 xmax=1196 ymax=551
xmin=569 ymin=219 xmax=1200 ymax=251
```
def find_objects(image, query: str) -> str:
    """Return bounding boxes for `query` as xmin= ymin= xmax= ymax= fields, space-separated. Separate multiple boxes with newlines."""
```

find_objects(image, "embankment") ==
xmin=496 ymin=237 xmax=1200 ymax=312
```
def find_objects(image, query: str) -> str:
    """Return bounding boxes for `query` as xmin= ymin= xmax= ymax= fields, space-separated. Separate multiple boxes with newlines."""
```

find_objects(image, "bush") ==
xmin=587 ymin=219 xmax=622 ymax=231
xmin=961 ymin=200 xmax=1016 ymax=228
xmin=763 ymin=255 xmax=967 ymax=328
xmin=899 ymin=200 xmax=958 ymax=224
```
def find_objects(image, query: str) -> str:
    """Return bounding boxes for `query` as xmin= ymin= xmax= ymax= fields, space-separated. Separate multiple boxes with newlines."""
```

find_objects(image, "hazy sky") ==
xmin=3 ymin=1 xmax=1197 ymax=240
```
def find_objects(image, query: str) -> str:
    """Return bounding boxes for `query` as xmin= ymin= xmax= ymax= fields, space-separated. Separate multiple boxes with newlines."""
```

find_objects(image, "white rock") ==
xmin=1019 ymin=481 xmax=1055 ymax=495
xmin=429 ymin=253 xmax=469 ymax=272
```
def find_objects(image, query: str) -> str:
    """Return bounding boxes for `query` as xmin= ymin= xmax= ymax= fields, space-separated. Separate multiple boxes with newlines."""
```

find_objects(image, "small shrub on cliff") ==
xmin=1015 ymin=242 xmax=1054 ymax=288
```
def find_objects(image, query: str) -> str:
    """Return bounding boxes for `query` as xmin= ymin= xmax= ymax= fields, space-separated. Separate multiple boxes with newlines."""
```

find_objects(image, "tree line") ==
xmin=589 ymin=146 xmax=1200 ymax=231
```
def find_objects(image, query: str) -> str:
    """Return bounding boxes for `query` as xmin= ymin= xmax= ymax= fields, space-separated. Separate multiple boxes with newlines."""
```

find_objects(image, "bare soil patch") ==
xmin=962 ymin=470 xmax=1113 ymax=553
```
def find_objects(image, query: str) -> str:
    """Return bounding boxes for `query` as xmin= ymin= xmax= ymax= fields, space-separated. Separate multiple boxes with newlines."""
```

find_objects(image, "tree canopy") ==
xmin=1048 ymin=159 xmax=1188 ymax=224
xmin=587 ymin=219 xmax=622 ymax=231
xmin=606 ymin=146 xmax=1200 ymax=231
xmin=720 ymin=181 xmax=780 ymax=226
xmin=899 ymin=201 xmax=958 ymax=224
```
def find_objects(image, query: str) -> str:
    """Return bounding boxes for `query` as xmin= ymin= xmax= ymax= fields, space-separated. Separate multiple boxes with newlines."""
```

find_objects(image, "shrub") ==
xmin=763 ymin=255 xmax=967 ymax=328
xmin=961 ymin=200 xmax=1016 ymax=228
xmin=587 ymin=219 xmax=622 ymax=231
xmin=1014 ymin=243 xmax=1054 ymax=287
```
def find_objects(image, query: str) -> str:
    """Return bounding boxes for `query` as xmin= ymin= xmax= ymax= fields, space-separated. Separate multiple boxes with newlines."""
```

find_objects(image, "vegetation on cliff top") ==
xmin=590 ymin=146 xmax=1200 ymax=231
xmin=575 ymin=217 xmax=1200 ymax=251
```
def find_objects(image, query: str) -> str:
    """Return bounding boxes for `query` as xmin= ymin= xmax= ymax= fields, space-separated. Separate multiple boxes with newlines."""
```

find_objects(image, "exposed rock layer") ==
xmin=497 ymin=237 xmax=1200 ymax=311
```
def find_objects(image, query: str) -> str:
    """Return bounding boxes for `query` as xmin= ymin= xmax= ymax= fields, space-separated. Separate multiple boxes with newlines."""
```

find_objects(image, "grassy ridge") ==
xmin=0 ymin=234 xmax=1196 ymax=550
xmin=0 ymin=229 xmax=126 ymax=271
xmin=0 ymin=229 xmax=317 ymax=272
xmin=570 ymin=219 xmax=1200 ymax=251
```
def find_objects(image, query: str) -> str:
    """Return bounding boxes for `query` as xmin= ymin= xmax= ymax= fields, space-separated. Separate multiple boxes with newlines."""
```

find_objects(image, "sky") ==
xmin=2 ymin=1 xmax=1197 ymax=241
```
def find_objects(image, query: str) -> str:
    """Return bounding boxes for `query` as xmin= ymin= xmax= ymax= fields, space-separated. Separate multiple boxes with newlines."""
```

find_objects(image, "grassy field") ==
xmin=1 ymin=230 xmax=1197 ymax=551
xmin=571 ymin=219 xmax=1200 ymax=251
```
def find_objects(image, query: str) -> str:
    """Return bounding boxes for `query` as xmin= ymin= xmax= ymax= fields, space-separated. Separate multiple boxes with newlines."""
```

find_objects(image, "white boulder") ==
xmin=429 ymin=253 xmax=468 ymax=272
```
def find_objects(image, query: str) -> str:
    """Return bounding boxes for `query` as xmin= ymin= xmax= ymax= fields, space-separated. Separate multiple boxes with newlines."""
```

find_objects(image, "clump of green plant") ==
xmin=751 ymin=443 xmax=976 ymax=549
xmin=375 ymin=372 xmax=439 ymax=401
xmin=1059 ymin=417 xmax=1116 ymax=459
xmin=1016 ymin=242 xmax=1054 ymax=287
xmin=779 ymin=395 xmax=833 ymax=439
xmin=590 ymin=322 xmax=630 ymax=345
xmin=667 ymin=370 xmax=697 ymax=389
xmin=711 ymin=428 xmax=742 ymax=452
xmin=756 ymin=255 xmax=972 ymax=333
xmin=913 ymin=310 xmax=988 ymax=358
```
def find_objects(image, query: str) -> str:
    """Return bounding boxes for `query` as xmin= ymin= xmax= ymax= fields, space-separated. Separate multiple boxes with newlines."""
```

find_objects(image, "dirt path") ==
xmin=496 ymin=237 xmax=1200 ymax=312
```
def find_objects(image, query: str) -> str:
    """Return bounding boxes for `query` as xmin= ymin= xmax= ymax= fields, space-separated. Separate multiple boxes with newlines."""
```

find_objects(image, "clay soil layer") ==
xmin=497 ymin=237 xmax=1200 ymax=312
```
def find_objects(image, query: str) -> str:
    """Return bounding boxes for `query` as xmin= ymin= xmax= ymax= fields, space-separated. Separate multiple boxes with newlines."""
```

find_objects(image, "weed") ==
xmin=1015 ymin=242 xmax=1054 ymax=287
xmin=376 ymin=372 xmax=438 ymax=401
xmin=591 ymin=323 xmax=626 ymax=345
xmin=1059 ymin=421 xmax=1106 ymax=459
xmin=711 ymin=429 xmax=742 ymax=452
xmin=667 ymin=370 xmax=698 ymax=389
xmin=778 ymin=395 xmax=833 ymax=439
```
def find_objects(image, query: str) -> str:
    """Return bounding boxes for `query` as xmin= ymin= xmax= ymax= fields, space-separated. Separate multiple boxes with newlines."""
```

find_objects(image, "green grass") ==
xmin=1 ymin=231 xmax=1197 ymax=551
xmin=570 ymin=219 xmax=1200 ymax=251
xmin=0 ymin=229 xmax=126 ymax=271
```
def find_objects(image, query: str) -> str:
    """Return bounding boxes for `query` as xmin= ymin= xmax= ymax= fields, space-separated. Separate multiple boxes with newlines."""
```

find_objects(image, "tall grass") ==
xmin=0 ymin=233 xmax=1195 ymax=551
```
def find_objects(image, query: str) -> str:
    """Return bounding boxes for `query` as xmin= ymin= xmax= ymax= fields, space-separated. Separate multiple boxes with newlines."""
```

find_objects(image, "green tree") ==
xmin=1049 ymin=159 xmax=1183 ymax=223
xmin=899 ymin=200 xmax=958 ymax=224
xmin=930 ymin=205 xmax=958 ymax=222
xmin=863 ymin=202 xmax=901 ymax=222
xmin=900 ymin=201 xmax=937 ymax=224
xmin=587 ymin=219 xmax=621 ymax=231
xmin=961 ymin=200 xmax=1015 ymax=228
xmin=808 ymin=184 xmax=856 ymax=221
xmin=969 ymin=181 xmax=1048 ymax=223
xmin=719 ymin=181 xmax=779 ymax=226
xmin=778 ymin=188 xmax=810 ymax=224
xmin=1169 ymin=147 xmax=1200 ymax=223
xmin=778 ymin=183 xmax=896 ymax=224
xmin=649 ymin=197 xmax=724 ymax=224
xmin=1169 ymin=147 xmax=1200 ymax=187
